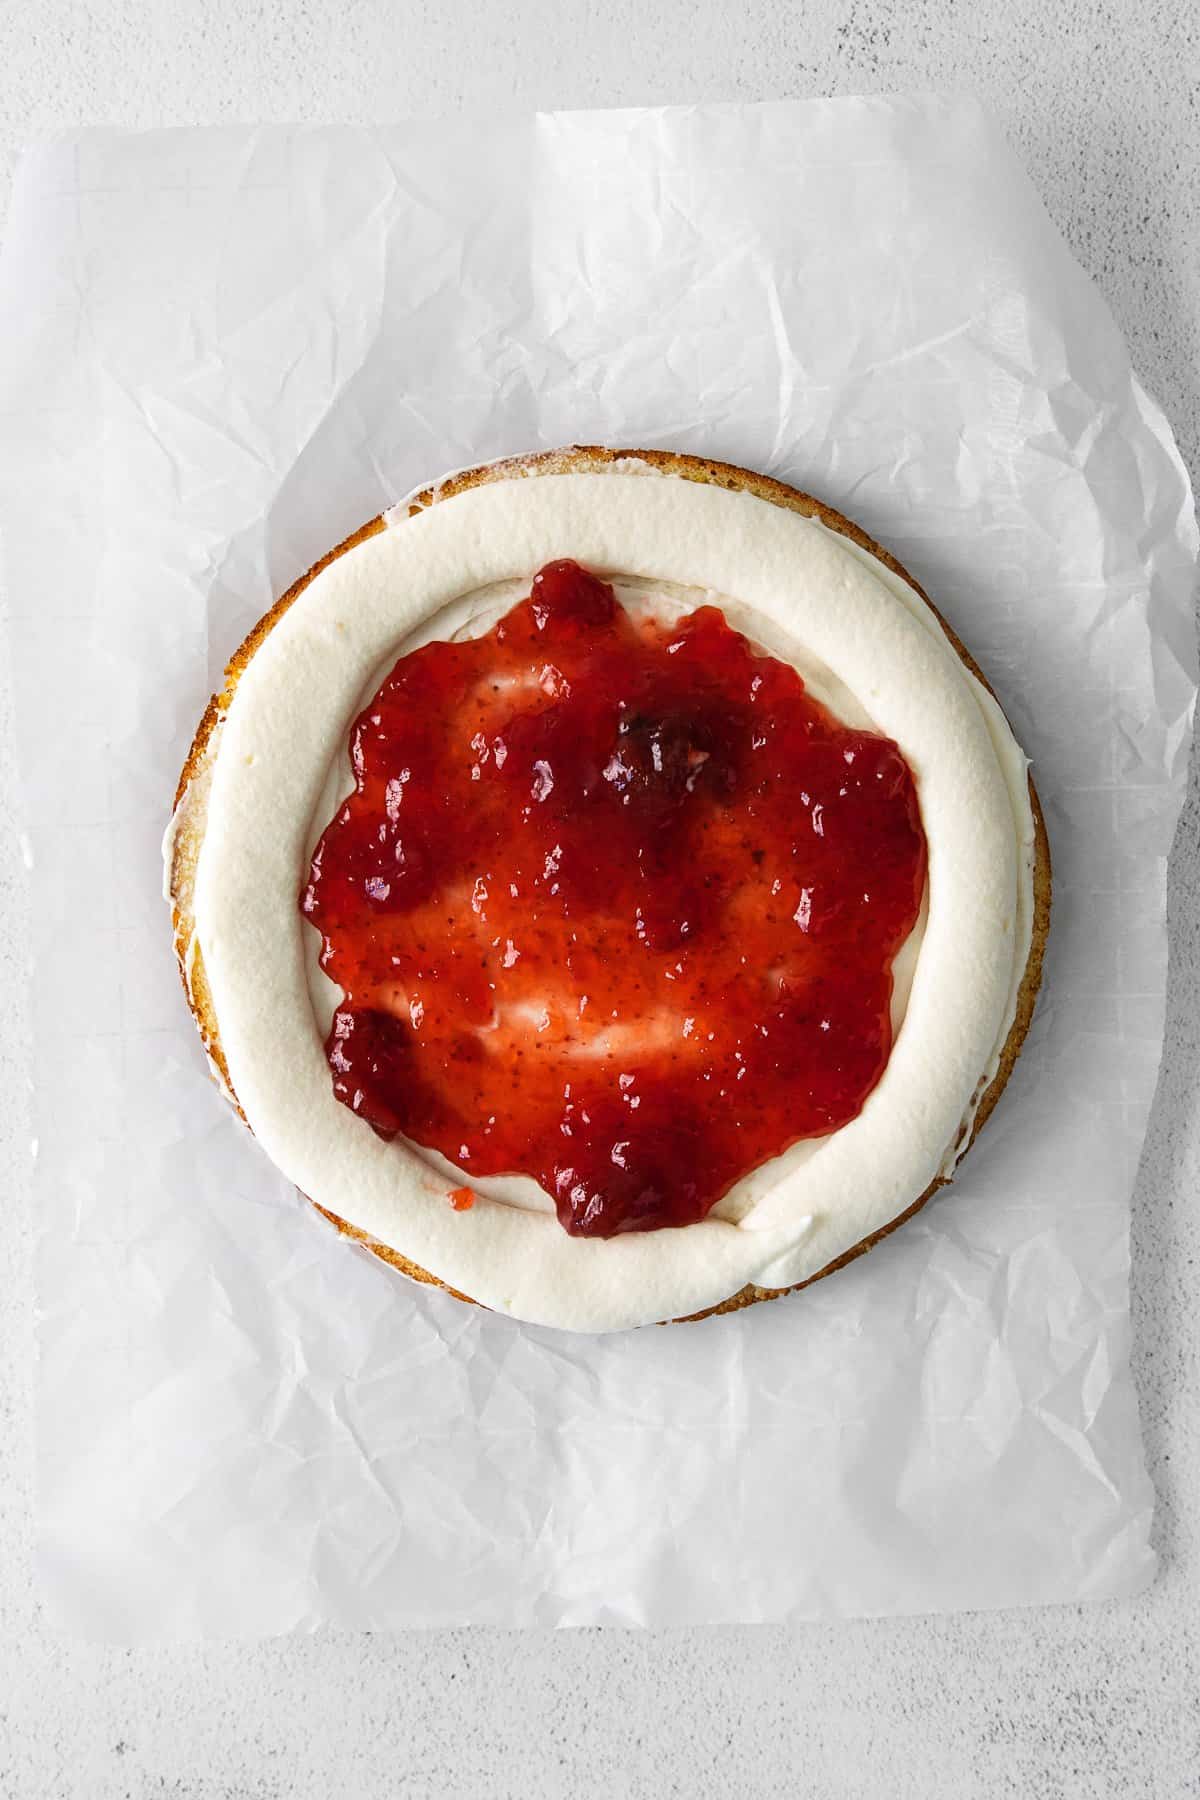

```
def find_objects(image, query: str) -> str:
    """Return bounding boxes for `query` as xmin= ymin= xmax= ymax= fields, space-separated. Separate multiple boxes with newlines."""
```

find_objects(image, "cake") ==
xmin=165 ymin=447 xmax=1050 ymax=1332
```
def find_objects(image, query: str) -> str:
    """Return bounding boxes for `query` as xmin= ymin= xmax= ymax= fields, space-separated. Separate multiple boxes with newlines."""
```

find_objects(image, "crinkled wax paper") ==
xmin=0 ymin=97 xmax=1195 ymax=1640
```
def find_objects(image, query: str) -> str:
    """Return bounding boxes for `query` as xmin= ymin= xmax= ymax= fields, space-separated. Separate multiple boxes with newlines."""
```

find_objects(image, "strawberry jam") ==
xmin=302 ymin=560 xmax=926 ymax=1238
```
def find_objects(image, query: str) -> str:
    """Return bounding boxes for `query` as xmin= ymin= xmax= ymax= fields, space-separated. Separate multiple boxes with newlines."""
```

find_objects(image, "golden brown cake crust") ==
xmin=168 ymin=447 xmax=1051 ymax=1325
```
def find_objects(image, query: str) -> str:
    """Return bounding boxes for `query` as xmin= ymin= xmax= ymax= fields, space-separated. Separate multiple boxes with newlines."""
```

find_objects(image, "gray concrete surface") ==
xmin=0 ymin=2 xmax=1197 ymax=1795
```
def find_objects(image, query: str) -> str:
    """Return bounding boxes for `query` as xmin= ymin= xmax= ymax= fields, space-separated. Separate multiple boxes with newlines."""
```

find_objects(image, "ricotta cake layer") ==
xmin=166 ymin=447 xmax=1050 ymax=1333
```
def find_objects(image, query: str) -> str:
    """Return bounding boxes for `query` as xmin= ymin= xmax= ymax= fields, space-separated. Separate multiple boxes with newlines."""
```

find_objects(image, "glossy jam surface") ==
xmin=302 ymin=561 xmax=927 ymax=1238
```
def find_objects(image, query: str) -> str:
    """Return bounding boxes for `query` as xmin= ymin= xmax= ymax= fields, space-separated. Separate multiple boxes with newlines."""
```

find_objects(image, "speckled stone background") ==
xmin=0 ymin=3 xmax=1197 ymax=1795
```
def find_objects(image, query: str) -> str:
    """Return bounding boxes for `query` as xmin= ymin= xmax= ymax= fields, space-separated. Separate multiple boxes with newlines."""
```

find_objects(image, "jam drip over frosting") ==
xmin=302 ymin=560 xmax=927 ymax=1238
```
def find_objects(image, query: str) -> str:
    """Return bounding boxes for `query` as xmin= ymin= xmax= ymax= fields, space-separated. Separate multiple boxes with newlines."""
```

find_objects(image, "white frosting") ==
xmin=189 ymin=471 xmax=1035 ymax=1332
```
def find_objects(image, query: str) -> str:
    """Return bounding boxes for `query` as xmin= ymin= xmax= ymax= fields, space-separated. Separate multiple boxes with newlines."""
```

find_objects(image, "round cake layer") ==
xmin=169 ymin=449 xmax=1048 ymax=1333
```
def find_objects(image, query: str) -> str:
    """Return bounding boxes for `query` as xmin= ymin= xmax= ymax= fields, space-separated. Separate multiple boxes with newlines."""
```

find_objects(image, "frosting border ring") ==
xmin=167 ymin=448 xmax=1050 ymax=1332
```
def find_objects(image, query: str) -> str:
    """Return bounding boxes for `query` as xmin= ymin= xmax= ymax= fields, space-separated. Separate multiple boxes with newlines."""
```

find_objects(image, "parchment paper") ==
xmin=0 ymin=98 xmax=1194 ymax=1640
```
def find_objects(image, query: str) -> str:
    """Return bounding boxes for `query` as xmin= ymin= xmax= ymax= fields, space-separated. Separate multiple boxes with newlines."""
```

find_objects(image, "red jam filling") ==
xmin=302 ymin=560 xmax=926 ymax=1238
